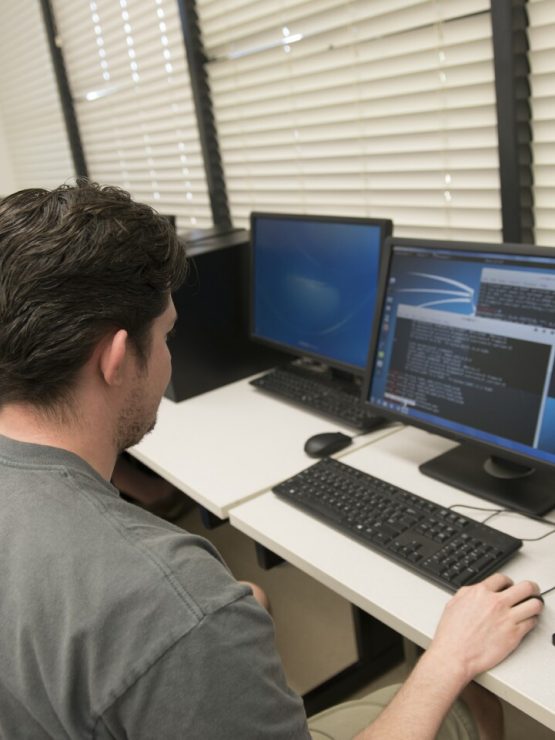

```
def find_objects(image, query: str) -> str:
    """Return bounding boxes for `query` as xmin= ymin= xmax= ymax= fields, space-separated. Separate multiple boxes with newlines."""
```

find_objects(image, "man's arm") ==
xmin=356 ymin=573 xmax=544 ymax=740
xmin=96 ymin=593 xmax=310 ymax=739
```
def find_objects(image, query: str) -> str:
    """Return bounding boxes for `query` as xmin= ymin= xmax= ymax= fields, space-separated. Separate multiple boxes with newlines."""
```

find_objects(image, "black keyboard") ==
xmin=250 ymin=366 xmax=383 ymax=430
xmin=273 ymin=458 xmax=522 ymax=591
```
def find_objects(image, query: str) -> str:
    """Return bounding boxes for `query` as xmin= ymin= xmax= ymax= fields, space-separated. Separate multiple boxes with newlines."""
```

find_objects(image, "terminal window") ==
xmin=370 ymin=248 xmax=555 ymax=462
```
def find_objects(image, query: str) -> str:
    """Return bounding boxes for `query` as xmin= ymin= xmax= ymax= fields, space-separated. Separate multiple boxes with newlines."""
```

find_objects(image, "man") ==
xmin=0 ymin=181 xmax=543 ymax=739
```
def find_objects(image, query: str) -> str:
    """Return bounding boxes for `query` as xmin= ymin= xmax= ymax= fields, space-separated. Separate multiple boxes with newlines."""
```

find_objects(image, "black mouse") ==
xmin=304 ymin=431 xmax=352 ymax=458
xmin=516 ymin=594 xmax=544 ymax=605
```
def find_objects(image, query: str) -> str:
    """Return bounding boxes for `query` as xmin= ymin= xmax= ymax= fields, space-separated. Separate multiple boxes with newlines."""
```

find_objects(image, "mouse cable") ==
xmin=447 ymin=503 xmax=555 ymax=542
xmin=448 ymin=504 xmax=555 ymax=599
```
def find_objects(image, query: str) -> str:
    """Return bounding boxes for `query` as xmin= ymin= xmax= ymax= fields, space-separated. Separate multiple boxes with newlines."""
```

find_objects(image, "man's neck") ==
xmin=0 ymin=403 xmax=117 ymax=480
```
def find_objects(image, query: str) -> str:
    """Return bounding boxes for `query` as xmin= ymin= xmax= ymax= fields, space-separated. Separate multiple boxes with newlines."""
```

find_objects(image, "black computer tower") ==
xmin=166 ymin=236 xmax=290 ymax=402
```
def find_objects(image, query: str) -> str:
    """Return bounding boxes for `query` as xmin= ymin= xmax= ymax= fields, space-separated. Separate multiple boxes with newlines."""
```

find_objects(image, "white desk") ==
xmin=130 ymin=376 xmax=400 ymax=518
xmin=230 ymin=426 xmax=555 ymax=731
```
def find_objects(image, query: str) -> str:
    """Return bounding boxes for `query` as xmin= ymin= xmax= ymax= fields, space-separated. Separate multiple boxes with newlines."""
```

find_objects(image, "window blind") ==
xmin=0 ymin=2 xmax=74 ymax=192
xmin=51 ymin=0 xmax=212 ymax=230
xmin=197 ymin=0 xmax=502 ymax=241
xmin=528 ymin=0 xmax=555 ymax=246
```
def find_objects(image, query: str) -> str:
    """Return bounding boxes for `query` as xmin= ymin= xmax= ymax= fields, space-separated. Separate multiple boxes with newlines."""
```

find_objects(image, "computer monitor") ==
xmin=250 ymin=212 xmax=392 ymax=376
xmin=363 ymin=236 xmax=555 ymax=516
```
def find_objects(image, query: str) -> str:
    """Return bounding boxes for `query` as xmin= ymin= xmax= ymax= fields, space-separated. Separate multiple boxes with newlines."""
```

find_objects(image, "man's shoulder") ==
xmin=0 ymin=451 xmax=252 ymax=730
xmin=64 ymin=463 xmax=248 ymax=622
xmin=100 ymin=492 xmax=248 ymax=619
xmin=1 ymin=445 xmax=245 ymax=623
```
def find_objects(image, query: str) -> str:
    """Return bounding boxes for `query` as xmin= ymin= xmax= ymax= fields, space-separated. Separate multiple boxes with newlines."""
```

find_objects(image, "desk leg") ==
xmin=302 ymin=606 xmax=403 ymax=717
xmin=199 ymin=506 xmax=225 ymax=530
xmin=248 ymin=543 xmax=403 ymax=714
xmin=255 ymin=543 xmax=285 ymax=570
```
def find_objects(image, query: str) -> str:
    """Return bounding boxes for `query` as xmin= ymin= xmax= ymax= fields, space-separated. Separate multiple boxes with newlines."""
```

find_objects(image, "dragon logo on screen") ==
xmin=398 ymin=272 xmax=475 ymax=313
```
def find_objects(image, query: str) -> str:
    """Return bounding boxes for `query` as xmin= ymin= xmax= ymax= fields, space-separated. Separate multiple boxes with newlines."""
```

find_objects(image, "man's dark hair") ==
xmin=0 ymin=180 xmax=187 ymax=409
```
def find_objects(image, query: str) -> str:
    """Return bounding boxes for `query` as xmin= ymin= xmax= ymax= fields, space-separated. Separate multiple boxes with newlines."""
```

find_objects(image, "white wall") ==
xmin=0 ymin=106 xmax=15 ymax=195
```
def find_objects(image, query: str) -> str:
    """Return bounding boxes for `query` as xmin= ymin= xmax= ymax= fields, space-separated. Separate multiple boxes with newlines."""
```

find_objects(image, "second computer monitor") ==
xmin=250 ymin=212 xmax=392 ymax=374
xmin=363 ymin=236 xmax=555 ymax=515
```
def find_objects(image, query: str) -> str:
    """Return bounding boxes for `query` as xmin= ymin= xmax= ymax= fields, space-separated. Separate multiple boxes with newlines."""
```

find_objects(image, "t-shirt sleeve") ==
xmin=95 ymin=593 xmax=311 ymax=739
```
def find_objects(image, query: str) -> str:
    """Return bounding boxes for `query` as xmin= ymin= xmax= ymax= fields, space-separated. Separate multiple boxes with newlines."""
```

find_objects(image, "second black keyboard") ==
xmin=273 ymin=458 xmax=522 ymax=591
xmin=250 ymin=365 xmax=383 ymax=430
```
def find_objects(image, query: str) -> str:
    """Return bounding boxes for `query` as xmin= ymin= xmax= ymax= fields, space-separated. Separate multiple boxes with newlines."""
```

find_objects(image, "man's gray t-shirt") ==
xmin=0 ymin=435 xmax=309 ymax=738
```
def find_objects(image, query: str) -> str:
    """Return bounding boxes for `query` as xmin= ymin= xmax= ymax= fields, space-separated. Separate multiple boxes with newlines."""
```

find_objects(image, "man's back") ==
xmin=0 ymin=435 xmax=308 ymax=738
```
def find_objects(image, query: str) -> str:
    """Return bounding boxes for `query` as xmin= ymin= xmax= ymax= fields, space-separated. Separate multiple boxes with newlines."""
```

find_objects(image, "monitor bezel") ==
xmin=249 ymin=211 xmax=393 ymax=376
xmin=361 ymin=235 xmax=555 ymax=474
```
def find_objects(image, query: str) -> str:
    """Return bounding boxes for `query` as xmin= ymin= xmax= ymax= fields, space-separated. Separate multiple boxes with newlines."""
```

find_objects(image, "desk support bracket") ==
xmin=199 ymin=506 xmax=226 ymax=530
xmin=249 ymin=545 xmax=403 ymax=714
xmin=302 ymin=606 xmax=403 ymax=717
xmin=255 ymin=543 xmax=285 ymax=570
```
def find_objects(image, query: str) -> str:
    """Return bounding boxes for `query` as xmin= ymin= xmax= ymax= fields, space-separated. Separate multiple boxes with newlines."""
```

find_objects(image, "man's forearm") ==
xmin=355 ymin=575 xmax=542 ymax=739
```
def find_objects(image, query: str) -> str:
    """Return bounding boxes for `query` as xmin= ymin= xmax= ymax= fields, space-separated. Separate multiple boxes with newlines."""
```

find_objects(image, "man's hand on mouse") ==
xmin=426 ymin=573 xmax=543 ymax=685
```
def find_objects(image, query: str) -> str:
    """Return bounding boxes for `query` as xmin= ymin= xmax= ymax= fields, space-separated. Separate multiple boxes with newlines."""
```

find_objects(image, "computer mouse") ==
xmin=516 ymin=594 xmax=544 ymax=605
xmin=304 ymin=431 xmax=353 ymax=458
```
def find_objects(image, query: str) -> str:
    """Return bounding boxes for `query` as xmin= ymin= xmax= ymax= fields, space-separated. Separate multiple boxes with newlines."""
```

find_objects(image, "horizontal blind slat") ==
xmin=0 ymin=1 xmax=74 ymax=190
xmin=201 ymin=2 xmax=499 ymax=238
xmin=52 ymin=0 xmax=212 ymax=230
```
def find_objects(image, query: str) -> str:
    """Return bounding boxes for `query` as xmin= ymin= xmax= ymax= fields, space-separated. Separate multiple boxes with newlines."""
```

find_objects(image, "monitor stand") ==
xmin=419 ymin=443 xmax=555 ymax=517
xmin=292 ymin=357 xmax=331 ymax=375
xmin=292 ymin=358 xmax=361 ymax=389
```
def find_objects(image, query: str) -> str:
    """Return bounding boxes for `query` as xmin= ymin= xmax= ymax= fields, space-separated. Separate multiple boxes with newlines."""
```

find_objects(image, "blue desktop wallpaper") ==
xmin=369 ymin=247 xmax=555 ymax=465
xmin=252 ymin=217 xmax=382 ymax=370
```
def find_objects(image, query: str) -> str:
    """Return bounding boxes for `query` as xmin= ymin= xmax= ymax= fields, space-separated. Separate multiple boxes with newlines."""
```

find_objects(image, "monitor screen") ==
xmin=364 ymin=237 xmax=555 ymax=515
xmin=250 ymin=213 xmax=392 ymax=373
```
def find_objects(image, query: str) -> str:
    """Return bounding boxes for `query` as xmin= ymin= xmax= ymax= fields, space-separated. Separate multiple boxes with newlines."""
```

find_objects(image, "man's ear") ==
xmin=98 ymin=329 xmax=130 ymax=386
